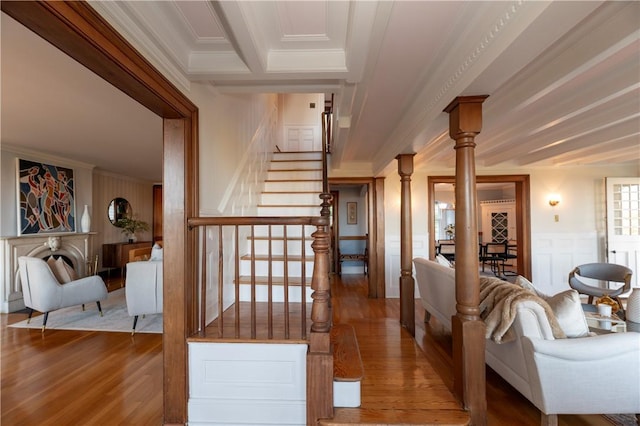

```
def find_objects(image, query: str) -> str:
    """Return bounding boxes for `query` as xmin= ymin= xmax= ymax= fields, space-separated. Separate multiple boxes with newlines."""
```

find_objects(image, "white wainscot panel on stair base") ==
xmin=189 ymin=342 xmax=307 ymax=425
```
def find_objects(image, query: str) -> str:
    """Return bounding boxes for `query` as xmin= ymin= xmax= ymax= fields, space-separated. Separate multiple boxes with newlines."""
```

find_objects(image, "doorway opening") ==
xmin=329 ymin=177 xmax=384 ymax=298
xmin=428 ymin=175 xmax=531 ymax=278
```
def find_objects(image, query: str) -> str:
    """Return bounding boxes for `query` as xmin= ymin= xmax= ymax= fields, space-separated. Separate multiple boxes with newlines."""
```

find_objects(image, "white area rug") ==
xmin=9 ymin=288 xmax=162 ymax=334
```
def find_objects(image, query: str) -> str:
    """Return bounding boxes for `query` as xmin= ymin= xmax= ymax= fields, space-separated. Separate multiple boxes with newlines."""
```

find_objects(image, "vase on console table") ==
xmin=80 ymin=204 xmax=91 ymax=233
xmin=626 ymin=287 xmax=640 ymax=323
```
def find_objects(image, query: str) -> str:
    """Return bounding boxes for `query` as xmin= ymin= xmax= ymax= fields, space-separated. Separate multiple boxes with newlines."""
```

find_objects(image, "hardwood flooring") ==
xmin=0 ymin=274 xmax=621 ymax=425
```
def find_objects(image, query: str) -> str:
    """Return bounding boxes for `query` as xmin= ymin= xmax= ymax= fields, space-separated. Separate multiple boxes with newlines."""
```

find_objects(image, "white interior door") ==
xmin=605 ymin=177 xmax=640 ymax=288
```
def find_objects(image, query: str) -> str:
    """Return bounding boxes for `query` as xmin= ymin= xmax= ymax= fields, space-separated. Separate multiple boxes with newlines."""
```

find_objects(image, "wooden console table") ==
xmin=102 ymin=241 xmax=152 ymax=272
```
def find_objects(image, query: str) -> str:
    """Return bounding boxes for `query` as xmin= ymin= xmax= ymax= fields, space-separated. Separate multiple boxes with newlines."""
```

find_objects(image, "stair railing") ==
xmin=188 ymin=212 xmax=333 ymax=421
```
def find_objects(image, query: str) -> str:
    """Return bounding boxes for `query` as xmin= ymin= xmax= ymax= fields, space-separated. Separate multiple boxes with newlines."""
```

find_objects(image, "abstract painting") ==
xmin=17 ymin=159 xmax=76 ymax=235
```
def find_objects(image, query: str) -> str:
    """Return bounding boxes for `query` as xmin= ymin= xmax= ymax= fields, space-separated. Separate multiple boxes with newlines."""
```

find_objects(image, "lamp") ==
xmin=548 ymin=195 xmax=560 ymax=207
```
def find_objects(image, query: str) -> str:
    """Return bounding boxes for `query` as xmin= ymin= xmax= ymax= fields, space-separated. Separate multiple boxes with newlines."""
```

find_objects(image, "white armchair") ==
xmin=125 ymin=260 xmax=163 ymax=334
xmin=18 ymin=256 xmax=108 ymax=331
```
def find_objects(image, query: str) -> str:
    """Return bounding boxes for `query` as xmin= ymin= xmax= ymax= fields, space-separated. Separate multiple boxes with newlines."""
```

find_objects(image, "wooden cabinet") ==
xmin=102 ymin=241 xmax=152 ymax=269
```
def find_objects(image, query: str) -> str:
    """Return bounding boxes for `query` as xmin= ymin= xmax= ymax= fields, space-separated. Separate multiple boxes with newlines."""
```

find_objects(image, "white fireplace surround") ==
xmin=0 ymin=233 xmax=94 ymax=313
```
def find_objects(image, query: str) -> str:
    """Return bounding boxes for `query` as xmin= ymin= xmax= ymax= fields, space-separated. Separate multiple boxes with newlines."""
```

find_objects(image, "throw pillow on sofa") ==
xmin=515 ymin=276 xmax=590 ymax=338
xmin=543 ymin=289 xmax=590 ymax=338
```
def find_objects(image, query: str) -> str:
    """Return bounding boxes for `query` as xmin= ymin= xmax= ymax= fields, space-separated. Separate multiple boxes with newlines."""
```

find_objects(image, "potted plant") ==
xmin=444 ymin=223 xmax=455 ymax=240
xmin=116 ymin=217 xmax=149 ymax=242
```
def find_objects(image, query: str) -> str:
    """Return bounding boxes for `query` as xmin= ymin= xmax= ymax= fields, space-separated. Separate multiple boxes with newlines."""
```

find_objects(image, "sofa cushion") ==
xmin=545 ymin=289 xmax=590 ymax=338
xmin=435 ymin=254 xmax=452 ymax=268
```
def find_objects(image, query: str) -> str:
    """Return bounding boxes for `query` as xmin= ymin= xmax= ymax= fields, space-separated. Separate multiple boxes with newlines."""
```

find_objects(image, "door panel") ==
xmin=606 ymin=177 xmax=640 ymax=288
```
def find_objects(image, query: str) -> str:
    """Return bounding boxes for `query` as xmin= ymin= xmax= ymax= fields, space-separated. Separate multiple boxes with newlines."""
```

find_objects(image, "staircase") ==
xmin=237 ymin=151 xmax=323 ymax=303
xmin=240 ymin=150 xmax=364 ymax=409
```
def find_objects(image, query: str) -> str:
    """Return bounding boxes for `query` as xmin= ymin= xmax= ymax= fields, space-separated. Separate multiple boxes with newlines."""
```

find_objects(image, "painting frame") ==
xmin=347 ymin=202 xmax=357 ymax=224
xmin=17 ymin=158 xmax=76 ymax=235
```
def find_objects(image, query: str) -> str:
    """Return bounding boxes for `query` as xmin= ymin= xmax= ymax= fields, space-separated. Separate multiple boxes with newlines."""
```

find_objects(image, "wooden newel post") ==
xmin=397 ymin=154 xmax=416 ymax=336
xmin=444 ymin=95 xmax=488 ymax=426
xmin=307 ymin=192 xmax=333 ymax=424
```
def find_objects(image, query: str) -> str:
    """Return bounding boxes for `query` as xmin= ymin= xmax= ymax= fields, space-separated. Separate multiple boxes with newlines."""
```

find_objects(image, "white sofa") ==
xmin=413 ymin=257 xmax=640 ymax=424
xmin=125 ymin=260 xmax=163 ymax=334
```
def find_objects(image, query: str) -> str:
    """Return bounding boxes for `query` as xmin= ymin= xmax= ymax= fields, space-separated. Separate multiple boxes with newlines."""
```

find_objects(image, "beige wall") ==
xmin=92 ymin=170 xmax=154 ymax=270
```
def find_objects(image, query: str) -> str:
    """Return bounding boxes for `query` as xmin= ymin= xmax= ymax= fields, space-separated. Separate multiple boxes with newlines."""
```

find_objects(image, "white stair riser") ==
xmin=264 ymin=181 xmax=321 ymax=192
xmin=241 ymin=261 xmax=314 ymax=276
xmin=248 ymin=239 xmax=314 ymax=255
xmin=267 ymin=170 xmax=322 ymax=180
xmin=239 ymin=284 xmax=313 ymax=303
xmin=269 ymin=161 xmax=322 ymax=171
xmin=252 ymin=225 xmax=315 ymax=239
xmin=273 ymin=152 xmax=322 ymax=161
xmin=334 ymin=381 xmax=361 ymax=408
xmin=261 ymin=192 xmax=321 ymax=205
xmin=258 ymin=206 xmax=320 ymax=216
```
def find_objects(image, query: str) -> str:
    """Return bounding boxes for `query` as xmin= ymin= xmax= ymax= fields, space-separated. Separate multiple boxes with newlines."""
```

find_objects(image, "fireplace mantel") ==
xmin=0 ymin=233 xmax=96 ymax=313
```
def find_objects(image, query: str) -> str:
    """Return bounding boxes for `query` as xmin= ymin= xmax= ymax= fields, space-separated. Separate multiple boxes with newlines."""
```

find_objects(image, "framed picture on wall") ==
xmin=347 ymin=202 xmax=357 ymax=224
xmin=16 ymin=158 xmax=76 ymax=235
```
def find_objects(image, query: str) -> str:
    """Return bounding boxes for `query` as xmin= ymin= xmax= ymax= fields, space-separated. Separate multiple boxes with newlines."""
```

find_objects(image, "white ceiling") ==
xmin=2 ymin=1 xmax=639 ymax=182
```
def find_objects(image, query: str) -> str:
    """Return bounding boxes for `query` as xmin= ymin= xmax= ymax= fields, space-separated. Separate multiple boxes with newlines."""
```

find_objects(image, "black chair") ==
xmin=437 ymin=241 xmax=455 ymax=262
xmin=480 ymin=242 xmax=508 ymax=276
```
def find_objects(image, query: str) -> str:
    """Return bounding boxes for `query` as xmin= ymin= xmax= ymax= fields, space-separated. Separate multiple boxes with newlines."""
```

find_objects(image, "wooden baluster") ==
xmin=234 ymin=225 xmax=240 ymax=339
xmin=301 ymin=225 xmax=307 ymax=340
xmin=283 ymin=226 xmax=290 ymax=340
xmin=199 ymin=227 xmax=206 ymax=335
xmin=251 ymin=225 xmax=256 ymax=339
xmin=268 ymin=225 xmax=273 ymax=339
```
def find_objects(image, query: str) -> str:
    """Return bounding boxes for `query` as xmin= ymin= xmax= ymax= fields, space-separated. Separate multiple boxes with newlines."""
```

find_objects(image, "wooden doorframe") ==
xmin=2 ymin=2 xmax=199 ymax=424
xmin=329 ymin=177 xmax=385 ymax=298
xmin=428 ymin=175 xmax=531 ymax=279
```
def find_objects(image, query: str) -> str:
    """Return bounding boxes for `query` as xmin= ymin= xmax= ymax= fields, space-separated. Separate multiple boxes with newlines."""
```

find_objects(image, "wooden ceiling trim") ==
xmin=1 ymin=1 xmax=197 ymax=119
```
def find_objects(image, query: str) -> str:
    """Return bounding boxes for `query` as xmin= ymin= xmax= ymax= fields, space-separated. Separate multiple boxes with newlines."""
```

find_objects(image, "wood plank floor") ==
xmin=0 ymin=274 xmax=621 ymax=425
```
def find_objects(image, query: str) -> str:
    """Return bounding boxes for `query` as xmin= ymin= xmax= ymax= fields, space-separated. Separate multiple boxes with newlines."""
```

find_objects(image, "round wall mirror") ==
xmin=108 ymin=197 xmax=132 ymax=226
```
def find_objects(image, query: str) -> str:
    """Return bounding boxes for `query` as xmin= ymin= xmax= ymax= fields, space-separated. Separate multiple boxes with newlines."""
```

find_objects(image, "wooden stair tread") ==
xmin=331 ymin=324 xmax=364 ymax=382
xmin=268 ymin=168 xmax=322 ymax=172
xmin=321 ymin=408 xmax=470 ymax=425
xmin=258 ymin=204 xmax=321 ymax=208
xmin=236 ymin=275 xmax=311 ymax=286
xmin=265 ymin=178 xmax=322 ymax=182
xmin=262 ymin=190 xmax=320 ymax=194
xmin=240 ymin=254 xmax=314 ymax=261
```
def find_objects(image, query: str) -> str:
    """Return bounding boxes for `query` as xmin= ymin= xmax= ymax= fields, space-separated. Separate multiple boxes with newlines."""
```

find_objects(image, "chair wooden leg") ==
xmin=27 ymin=308 xmax=34 ymax=324
xmin=96 ymin=301 xmax=103 ymax=317
xmin=131 ymin=315 xmax=139 ymax=335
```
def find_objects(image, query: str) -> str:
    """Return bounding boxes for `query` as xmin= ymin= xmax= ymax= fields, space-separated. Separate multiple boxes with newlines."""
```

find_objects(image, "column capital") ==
xmin=396 ymin=153 xmax=415 ymax=176
xmin=444 ymin=95 xmax=489 ymax=139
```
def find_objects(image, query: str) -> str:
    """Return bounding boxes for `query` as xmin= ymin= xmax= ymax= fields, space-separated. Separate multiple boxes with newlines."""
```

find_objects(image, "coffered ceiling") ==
xmin=2 ymin=1 xmax=639 ymax=182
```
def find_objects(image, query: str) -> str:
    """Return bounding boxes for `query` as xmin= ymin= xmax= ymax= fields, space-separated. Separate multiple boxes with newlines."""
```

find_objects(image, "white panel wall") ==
xmin=189 ymin=342 xmax=307 ymax=425
xmin=384 ymin=165 xmax=638 ymax=298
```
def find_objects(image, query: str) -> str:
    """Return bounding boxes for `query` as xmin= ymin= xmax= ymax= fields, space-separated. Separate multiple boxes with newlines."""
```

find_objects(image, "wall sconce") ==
xmin=548 ymin=195 xmax=561 ymax=207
